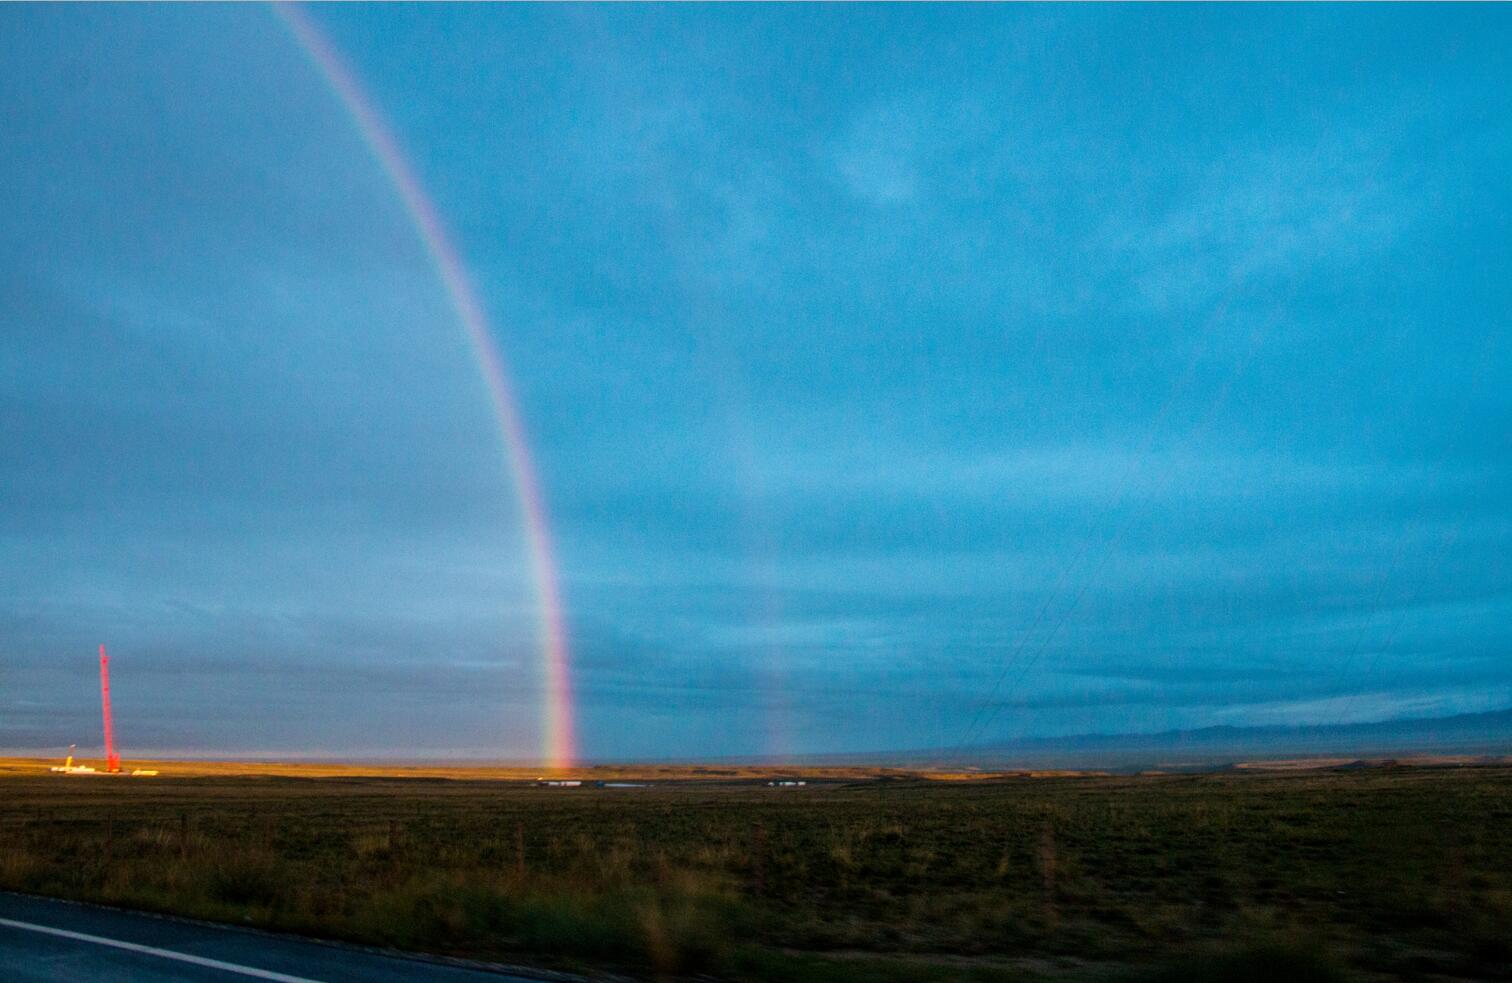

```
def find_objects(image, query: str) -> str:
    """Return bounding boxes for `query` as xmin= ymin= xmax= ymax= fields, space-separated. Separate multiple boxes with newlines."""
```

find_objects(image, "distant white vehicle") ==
xmin=536 ymin=779 xmax=582 ymax=787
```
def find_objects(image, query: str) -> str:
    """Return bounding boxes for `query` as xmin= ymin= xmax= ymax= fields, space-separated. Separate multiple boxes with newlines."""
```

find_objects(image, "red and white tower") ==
xmin=99 ymin=644 xmax=120 ymax=773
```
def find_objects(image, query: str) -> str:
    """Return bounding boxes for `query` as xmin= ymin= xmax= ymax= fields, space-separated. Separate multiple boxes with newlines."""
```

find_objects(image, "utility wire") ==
xmin=954 ymin=292 xmax=1257 ymax=754
xmin=964 ymin=309 xmax=1274 ymax=749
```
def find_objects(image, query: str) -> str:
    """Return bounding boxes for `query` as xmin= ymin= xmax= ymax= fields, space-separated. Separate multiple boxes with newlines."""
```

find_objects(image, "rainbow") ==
xmin=274 ymin=3 xmax=575 ymax=768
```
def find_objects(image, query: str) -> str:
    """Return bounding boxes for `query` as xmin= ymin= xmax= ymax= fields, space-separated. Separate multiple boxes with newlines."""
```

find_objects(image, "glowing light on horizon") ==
xmin=275 ymin=3 xmax=575 ymax=769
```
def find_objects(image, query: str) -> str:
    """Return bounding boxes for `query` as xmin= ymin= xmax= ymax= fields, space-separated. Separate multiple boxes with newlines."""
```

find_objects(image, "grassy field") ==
xmin=1 ymin=760 xmax=1509 ymax=981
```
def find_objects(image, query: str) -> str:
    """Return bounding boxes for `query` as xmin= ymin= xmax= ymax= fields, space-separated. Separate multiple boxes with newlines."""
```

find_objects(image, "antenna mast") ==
xmin=99 ymin=644 xmax=120 ymax=773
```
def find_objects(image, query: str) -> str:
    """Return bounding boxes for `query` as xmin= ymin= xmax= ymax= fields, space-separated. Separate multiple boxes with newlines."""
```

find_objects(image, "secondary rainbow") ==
xmin=275 ymin=3 xmax=575 ymax=768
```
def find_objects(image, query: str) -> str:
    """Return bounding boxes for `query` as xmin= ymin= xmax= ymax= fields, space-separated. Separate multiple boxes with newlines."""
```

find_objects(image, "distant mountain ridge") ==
xmin=808 ymin=706 xmax=1512 ymax=770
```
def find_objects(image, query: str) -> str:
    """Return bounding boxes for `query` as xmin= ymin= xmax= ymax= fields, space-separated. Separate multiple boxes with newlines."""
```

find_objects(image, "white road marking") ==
xmin=0 ymin=916 xmax=323 ymax=982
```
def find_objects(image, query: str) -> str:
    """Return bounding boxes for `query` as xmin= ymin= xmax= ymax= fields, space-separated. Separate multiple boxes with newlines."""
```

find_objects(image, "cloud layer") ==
xmin=2 ymin=5 xmax=1510 ymax=759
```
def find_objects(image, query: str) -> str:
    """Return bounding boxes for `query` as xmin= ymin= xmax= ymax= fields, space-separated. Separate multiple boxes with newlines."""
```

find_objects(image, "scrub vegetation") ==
xmin=1 ymin=761 xmax=1509 ymax=981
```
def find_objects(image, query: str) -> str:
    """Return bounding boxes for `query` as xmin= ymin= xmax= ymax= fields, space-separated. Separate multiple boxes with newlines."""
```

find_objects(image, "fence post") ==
xmin=753 ymin=824 xmax=767 ymax=896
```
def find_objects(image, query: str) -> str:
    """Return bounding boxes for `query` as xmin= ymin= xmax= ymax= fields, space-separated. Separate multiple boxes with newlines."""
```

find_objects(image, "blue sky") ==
xmin=2 ymin=4 xmax=1509 ymax=760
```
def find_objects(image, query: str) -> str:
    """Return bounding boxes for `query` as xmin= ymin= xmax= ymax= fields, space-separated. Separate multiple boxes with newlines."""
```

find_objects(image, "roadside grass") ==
xmin=1122 ymin=942 xmax=1351 ymax=983
xmin=1 ymin=766 xmax=1509 ymax=979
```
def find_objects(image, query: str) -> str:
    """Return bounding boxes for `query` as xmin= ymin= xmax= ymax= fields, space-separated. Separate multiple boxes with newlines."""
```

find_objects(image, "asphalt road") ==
xmin=0 ymin=892 xmax=550 ymax=982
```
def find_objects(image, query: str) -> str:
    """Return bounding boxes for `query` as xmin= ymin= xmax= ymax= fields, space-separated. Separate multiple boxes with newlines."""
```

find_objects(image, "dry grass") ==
xmin=1 ymin=760 xmax=1509 ymax=980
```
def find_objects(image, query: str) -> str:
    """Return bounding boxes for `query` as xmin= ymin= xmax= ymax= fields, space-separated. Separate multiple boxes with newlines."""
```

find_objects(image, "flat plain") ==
xmin=1 ymin=758 xmax=1509 ymax=981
